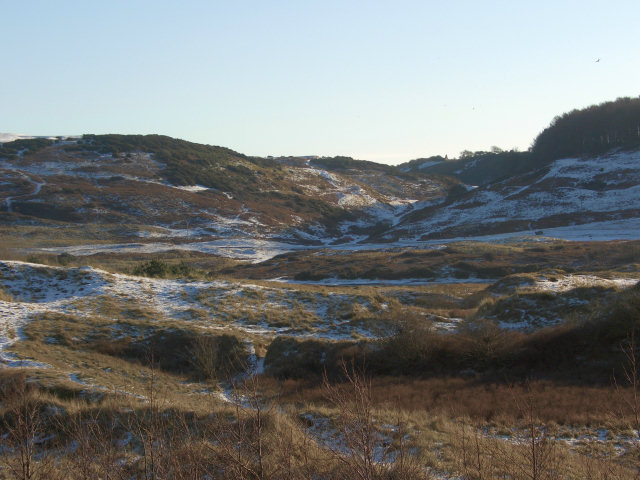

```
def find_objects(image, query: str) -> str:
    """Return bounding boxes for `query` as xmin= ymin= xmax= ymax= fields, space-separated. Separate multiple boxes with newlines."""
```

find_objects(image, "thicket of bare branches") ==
xmin=1 ymin=357 xmax=638 ymax=479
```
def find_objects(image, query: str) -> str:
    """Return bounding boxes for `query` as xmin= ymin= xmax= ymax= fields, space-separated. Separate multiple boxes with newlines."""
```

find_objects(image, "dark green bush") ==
xmin=133 ymin=259 xmax=168 ymax=277
xmin=132 ymin=260 xmax=194 ymax=278
xmin=25 ymin=254 xmax=45 ymax=265
xmin=294 ymin=271 xmax=327 ymax=281
xmin=57 ymin=253 xmax=75 ymax=266
xmin=91 ymin=329 xmax=246 ymax=379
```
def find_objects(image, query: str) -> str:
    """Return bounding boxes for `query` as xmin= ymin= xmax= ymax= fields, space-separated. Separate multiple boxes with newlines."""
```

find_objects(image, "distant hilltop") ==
xmin=0 ymin=133 xmax=34 ymax=143
xmin=0 ymin=133 xmax=79 ymax=144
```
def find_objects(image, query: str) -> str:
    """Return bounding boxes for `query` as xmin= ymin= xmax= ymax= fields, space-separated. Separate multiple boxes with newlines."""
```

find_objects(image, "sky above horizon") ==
xmin=2 ymin=1 xmax=639 ymax=165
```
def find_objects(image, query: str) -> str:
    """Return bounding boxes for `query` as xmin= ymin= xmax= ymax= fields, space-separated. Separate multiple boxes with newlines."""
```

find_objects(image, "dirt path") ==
xmin=3 ymin=169 xmax=46 ymax=213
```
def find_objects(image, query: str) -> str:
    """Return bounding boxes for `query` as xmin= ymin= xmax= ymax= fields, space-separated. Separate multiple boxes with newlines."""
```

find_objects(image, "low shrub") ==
xmin=294 ymin=270 xmax=327 ymax=281
xmin=264 ymin=337 xmax=372 ymax=379
xmin=191 ymin=333 xmax=246 ymax=381
xmin=368 ymin=284 xmax=640 ymax=381
xmin=132 ymin=259 xmax=169 ymax=277
xmin=56 ymin=252 xmax=75 ymax=266
xmin=25 ymin=254 xmax=46 ymax=265
xmin=132 ymin=259 xmax=194 ymax=278
xmin=90 ymin=329 xmax=247 ymax=379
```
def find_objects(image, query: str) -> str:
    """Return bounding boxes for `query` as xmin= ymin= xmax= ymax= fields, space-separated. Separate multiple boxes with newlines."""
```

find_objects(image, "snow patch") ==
xmin=535 ymin=275 xmax=638 ymax=293
xmin=174 ymin=185 xmax=209 ymax=192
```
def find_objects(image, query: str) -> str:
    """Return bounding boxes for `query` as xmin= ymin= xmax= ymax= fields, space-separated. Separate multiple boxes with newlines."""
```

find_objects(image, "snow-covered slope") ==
xmin=0 ymin=260 xmax=399 ymax=366
xmin=389 ymin=149 xmax=640 ymax=241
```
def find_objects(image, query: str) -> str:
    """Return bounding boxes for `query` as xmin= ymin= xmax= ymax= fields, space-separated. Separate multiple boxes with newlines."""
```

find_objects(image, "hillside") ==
xmin=400 ymin=149 xmax=534 ymax=186
xmin=2 ymin=100 xmax=640 ymax=478
xmin=385 ymin=148 xmax=640 ymax=242
xmin=0 ymin=134 xmax=452 ymax=246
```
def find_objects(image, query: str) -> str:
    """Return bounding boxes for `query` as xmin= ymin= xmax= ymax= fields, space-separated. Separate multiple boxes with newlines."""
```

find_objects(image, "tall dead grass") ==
xmin=1 ymin=366 xmax=639 ymax=479
xmin=271 ymin=375 xmax=637 ymax=428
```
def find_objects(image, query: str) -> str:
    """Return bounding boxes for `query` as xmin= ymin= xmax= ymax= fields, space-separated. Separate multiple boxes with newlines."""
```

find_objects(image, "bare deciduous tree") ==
xmin=0 ymin=375 xmax=55 ymax=480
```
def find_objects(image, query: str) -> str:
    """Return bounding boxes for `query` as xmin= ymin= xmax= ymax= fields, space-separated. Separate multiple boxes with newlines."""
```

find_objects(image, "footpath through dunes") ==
xmin=0 ymin=168 xmax=47 ymax=213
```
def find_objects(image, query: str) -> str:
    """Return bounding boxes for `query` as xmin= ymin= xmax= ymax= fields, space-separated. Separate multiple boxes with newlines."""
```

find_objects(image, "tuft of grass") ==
xmin=25 ymin=254 xmax=47 ymax=265
xmin=0 ymin=286 xmax=14 ymax=302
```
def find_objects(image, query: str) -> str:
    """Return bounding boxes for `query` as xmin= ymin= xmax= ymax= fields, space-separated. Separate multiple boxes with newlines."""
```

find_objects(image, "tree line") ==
xmin=531 ymin=96 xmax=640 ymax=161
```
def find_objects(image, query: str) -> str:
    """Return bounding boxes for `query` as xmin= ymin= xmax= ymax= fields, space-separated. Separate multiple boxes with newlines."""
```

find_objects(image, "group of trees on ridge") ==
xmin=531 ymin=96 xmax=640 ymax=161
xmin=461 ymin=96 xmax=640 ymax=164
xmin=402 ymin=149 xmax=533 ymax=186
xmin=400 ymin=96 xmax=640 ymax=185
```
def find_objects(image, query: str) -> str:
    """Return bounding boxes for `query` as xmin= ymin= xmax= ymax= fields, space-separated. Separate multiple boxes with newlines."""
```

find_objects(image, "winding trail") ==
xmin=3 ymin=169 xmax=46 ymax=213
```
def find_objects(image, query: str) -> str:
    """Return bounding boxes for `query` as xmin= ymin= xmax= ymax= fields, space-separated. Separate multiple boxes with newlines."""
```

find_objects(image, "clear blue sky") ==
xmin=2 ymin=1 xmax=639 ymax=164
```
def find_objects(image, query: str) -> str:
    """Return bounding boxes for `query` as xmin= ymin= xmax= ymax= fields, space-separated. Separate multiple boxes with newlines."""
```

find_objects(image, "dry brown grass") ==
xmin=227 ymin=239 xmax=640 ymax=282
xmin=0 ymin=286 xmax=13 ymax=302
xmin=1 ymin=359 xmax=639 ymax=479
xmin=268 ymin=376 xmax=632 ymax=427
